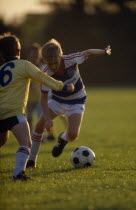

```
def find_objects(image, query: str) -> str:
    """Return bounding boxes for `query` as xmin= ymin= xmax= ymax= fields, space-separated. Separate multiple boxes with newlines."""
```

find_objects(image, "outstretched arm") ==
xmin=83 ymin=45 xmax=111 ymax=59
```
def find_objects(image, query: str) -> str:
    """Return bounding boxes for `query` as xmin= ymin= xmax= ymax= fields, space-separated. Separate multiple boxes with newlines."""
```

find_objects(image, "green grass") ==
xmin=0 ymin=87 xmax=136 ymax=210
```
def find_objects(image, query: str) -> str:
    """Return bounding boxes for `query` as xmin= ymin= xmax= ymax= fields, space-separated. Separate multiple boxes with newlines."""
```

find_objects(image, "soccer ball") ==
xmin=70 ymin=146 xmax=95 ymax=168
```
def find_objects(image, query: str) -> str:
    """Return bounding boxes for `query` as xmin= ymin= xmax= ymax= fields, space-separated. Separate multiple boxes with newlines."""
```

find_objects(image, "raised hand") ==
xmin=105 ymin=45 xmax=111 ymax=55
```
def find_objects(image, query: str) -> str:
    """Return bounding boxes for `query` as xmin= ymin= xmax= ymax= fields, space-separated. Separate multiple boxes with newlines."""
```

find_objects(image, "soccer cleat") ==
xmin=12 ymin=170 xmax=32 ymax=181
xmin=26 ymin=160 xmax=36 ymax=169
xmin=52 ymin=133 xmax=68 ymax=157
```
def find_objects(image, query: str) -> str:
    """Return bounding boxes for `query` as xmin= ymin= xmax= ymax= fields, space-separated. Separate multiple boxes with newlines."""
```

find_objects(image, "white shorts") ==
xmin=48 ymin=99 xmax=85 ymax=117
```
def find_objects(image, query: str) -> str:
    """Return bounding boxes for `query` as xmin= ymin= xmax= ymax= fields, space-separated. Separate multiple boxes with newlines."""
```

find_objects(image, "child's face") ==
xmin=45 ymin=56 xmax=61 ymax=73
xmin=28 ymin=49 xmax=41 ymax=65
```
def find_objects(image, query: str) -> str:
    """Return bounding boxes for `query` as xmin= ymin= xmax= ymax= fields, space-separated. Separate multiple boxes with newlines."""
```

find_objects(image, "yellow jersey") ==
xmin=0 ymin=58 xmax=63 ymax=120
xmin=28 ymin=62 xmax=45 ymax=103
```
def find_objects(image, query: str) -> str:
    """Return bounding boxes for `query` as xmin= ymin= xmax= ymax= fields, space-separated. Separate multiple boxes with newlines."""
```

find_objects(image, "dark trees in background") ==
xmin=42 ymin=12 xmax=136 ymax=85
xmin=0 ymin=19 xmax=21 ymax=39
xmin=40 ymin=0 xmax=136 ymax=14
xmin=0 ymin=0 xmax=136 ymax=85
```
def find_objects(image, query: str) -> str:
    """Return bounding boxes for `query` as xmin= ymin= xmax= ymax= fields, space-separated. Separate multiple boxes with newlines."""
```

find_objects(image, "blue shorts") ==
xmin=0 ymin=115 xmax=26 ymax=133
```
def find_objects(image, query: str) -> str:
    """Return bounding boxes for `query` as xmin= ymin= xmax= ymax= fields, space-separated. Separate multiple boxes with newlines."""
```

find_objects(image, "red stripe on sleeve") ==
xmin=63 ymin=52 xmax=84 ymax=60
xmin=42 ymin=65 xmax=48 ymax=72
xmin=41 ymin=90 xmax=48 ymax=94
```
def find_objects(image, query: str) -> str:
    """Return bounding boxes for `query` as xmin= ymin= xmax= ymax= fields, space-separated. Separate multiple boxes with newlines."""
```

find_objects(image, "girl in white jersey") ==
xmin=27 ymin=39 xmax=111 ymax=168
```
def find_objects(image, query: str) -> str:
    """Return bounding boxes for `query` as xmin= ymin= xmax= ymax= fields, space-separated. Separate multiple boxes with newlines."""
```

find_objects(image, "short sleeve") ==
xmin=63 ymin=52 xmax=85 ymax=66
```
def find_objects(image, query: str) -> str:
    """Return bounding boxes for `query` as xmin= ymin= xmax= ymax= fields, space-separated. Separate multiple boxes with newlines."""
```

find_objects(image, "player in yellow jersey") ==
xmin=0 ymin=32 xmax=74 ymax=181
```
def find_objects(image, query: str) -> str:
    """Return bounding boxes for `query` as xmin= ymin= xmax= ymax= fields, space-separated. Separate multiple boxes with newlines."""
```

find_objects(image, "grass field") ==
xmin=0 ymin=87 xmax=136 ymax=210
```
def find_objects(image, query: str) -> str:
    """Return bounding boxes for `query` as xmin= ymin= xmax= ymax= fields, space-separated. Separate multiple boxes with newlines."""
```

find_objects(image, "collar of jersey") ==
xmin=5 ymin=57 xmax=19 ymax=62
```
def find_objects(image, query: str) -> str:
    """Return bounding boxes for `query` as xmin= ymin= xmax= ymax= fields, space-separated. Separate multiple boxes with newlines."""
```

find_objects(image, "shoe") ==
xmin=12 ymin=170 xmax=32 ymax=181
xmin=26 ymin=160 xmax=36 ymax=169
xmin=52 ymin=133 xmax=68 ymax=157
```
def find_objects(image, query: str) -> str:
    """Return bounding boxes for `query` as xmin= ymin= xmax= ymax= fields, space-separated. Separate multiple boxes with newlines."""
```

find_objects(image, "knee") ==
xmin=67 ymin=132 xmax=78 ymax=141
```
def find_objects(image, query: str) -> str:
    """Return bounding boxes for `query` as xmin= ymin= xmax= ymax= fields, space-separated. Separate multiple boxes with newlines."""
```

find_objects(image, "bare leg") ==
xmin=45 ymin=114 xmax=67 ymax=141
xmin=52 ymin=113 xmax=84 ymax=157
xmin=11 ymin=121 xmax=31 ymax=148
xmin=35 ymin=109 xmax=57 ymax=133
xmin=67 ymin=113 xmax=83 ymax=141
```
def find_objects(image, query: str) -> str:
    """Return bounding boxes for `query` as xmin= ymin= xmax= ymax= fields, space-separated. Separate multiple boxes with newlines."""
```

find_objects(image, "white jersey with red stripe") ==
xmin=41 ymin=52 xmax=87 ymax=105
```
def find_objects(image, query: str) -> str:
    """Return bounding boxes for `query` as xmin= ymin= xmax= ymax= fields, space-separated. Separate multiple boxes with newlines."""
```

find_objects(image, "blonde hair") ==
xmin=42 ymin=39 xmax=63 ymax=60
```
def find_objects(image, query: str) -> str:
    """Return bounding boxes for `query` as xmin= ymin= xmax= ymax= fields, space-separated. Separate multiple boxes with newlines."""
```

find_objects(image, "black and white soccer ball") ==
xmin=70 ymin=146 xmax=95 ymax=168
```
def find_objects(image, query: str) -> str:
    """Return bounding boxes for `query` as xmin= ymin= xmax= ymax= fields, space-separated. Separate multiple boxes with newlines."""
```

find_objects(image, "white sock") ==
xmin=29 ymin=131 xmax=43 ymax=162
xmin=60 ymin=132 xmax=69 ymax=141
xmin=13 ymin=146 xmax=30 ymax=177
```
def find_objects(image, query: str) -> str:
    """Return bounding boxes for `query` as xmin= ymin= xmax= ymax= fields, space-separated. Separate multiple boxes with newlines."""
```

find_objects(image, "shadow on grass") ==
xmin=45 ymin=168 xmax=76 ymax=175
xmin=32 ymin=166 xmax=97 ymax=177
xmin=31 ymin=167 xmax=80 ymax=177
xmin=39 ymin=149 xmax=73 ymax=155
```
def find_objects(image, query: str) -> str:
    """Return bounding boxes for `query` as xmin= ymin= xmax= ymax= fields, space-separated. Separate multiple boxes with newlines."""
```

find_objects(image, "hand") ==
xmin=66 ymin=84 xmax=75 ymax=92
xmin=105 ymin=45 xmax=111 ymax=56
xmin=62 ymin=84 xmax=75 ymax=92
